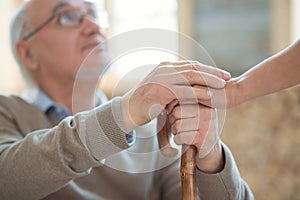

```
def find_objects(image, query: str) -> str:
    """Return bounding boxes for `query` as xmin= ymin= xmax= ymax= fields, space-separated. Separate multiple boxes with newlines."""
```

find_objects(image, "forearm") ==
xmin=196 ymin=140 xmax=224 ymax=173
xmin=227 ymin=39 xmax=300 ymax=107
xmin=0 ymin=122 xmax=98 ymax=199
xmin=0 ymin=97 xmax=130 ymax=199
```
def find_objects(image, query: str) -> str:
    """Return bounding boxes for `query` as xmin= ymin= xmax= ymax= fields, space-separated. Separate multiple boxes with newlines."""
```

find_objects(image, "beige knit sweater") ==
xmin=0 ymin=95 xmax=253 ymax=200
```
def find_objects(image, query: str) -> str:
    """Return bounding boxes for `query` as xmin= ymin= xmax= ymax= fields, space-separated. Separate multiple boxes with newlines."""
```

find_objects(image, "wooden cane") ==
xmin=180 ymin=145 xmax=197 ymax=200
xmin=157 ymin=114 xmax=197 ymax=200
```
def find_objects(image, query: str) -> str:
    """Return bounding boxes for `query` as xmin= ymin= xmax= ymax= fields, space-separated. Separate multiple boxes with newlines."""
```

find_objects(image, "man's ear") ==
xmin=15 ymin=40 xmax=39 ymax=71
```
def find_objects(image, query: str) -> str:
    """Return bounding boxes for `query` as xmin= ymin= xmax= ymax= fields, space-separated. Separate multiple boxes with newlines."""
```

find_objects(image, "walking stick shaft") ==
xmin=180 ymin=145 xmax=197 ymax=200
xmin=157 ymin=116 xmax=197 ymax=200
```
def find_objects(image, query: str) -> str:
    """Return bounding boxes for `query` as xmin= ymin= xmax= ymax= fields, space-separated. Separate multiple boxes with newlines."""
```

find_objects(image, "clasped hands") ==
xmin=121 ymin=61 xmax=231 ymax=173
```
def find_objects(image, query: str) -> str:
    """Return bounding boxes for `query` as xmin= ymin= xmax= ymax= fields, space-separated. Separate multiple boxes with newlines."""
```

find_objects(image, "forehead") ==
xmin=27 ymin=0 xmax=95 ymax=15
xmin=25 ymin=0 xmax=96 ymax=25
xmin=52 ymin=0 xmax=96 ymax=9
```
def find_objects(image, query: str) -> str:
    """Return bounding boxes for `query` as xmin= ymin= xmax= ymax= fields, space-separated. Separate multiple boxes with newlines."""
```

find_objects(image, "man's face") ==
xmin=26 ymin=0 xmax=106 ymax=84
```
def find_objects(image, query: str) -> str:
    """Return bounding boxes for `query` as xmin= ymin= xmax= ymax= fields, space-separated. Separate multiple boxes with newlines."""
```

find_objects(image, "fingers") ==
xmin=193 ymin=85 xmax=228 ymax=108
xmin=155 ymin=68 xmax=226 ymax=89
xmin=174 ymin=131 xmax=197 ymax=146
xmin=143 ymin=60 xmax=229 ymax=105
xmin=166 ymin=99 xmax=179 ymax=114
xmin=155 ymin=61 xmax=230 ymax=88
xmin=168 ymin=103 xmax=211 ymax=124
xmin=173 ymin=123 xmax=218 ymax=149
xmin=170 ymin=85 xmax=212 ymax=102
xmin=168 ymin=104 xmax=218 ymax=151
xmin=158 ymin=60 xmax=231 ymax=81
xmin=173 ymin=123 xmax=218 ymax=153
xmin=170 ymin=70 xmax=226 ymax=89
xmin=169 ymin=104 xmax=216 ymax=133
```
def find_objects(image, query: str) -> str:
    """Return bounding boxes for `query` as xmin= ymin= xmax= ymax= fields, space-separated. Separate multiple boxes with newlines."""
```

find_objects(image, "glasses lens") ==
xmin=87 ymin=9 xmax=100 ymax=25
xmin=87 ymin=9 xmax=97 ymax=20
xmin=59 ymin=10 xmax=82 ymax=27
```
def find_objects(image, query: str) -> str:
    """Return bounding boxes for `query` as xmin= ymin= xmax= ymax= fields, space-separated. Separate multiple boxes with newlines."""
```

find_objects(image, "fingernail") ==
xmin=207 ymin=90 xmax=212 ymax=98
xmin=223 ymin=72 xmax=231 ymax=79
xmin=165 ymin=109 xmax=170 ymax=115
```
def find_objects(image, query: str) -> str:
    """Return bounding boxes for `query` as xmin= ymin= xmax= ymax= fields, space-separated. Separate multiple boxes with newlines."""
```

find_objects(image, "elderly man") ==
xmin=0 ymin=0 xmax=253 ymax=199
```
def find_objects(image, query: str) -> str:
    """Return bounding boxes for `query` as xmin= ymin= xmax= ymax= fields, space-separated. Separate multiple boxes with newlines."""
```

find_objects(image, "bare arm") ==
xmin=226 ymin=39 xmax=300 ymax=108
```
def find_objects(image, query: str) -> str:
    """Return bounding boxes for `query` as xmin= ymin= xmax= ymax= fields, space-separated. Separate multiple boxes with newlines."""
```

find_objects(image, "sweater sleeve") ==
xmin=0 ymin=96 xmax=130 ymax=200
xmin=196 ymin=143 xmax=254 ymax=200
xmin=76 ymin=97 xmax=130 ymax=160
xmin=154 ymin=142 xmax=253 ymax=200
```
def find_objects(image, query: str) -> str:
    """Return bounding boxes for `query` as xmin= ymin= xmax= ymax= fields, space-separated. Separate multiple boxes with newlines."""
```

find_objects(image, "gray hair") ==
xmin=10 ymin=4 xmax=37 ymax=92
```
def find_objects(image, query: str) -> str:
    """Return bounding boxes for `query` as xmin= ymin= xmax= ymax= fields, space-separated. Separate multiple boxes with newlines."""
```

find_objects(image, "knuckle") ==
xmin=171 ymin=126 xmax=177 ymax=134
xmin=183 ymin=70 xmax=194 ymax=82
xmin=172 ymin=106 xmax=181 ymax=117
xmin=159 ymin=61 xmax=171 ymax=66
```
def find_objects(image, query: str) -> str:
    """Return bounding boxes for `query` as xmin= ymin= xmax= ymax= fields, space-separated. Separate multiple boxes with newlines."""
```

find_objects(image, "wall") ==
xmin=194 ymin=0 xmax=270 ymax=76
xmin=0 ymin=0 xmax=24 ymax=94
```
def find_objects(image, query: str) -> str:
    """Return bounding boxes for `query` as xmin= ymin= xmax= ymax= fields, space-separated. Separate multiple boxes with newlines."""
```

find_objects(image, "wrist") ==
xmin=225 ymin=77 xmax=244 ymax=108
xmin=120 ymin=94 xmax=137 ymax=133
xmin=196 ymin=141 xmax=225 ymax=173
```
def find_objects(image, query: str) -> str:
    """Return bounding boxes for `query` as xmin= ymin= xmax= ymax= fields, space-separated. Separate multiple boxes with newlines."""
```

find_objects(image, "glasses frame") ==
xmin=23 ymin=8 xmax=98 ymax=41
xmin=23 ymin=13 xmax=58 ymax=41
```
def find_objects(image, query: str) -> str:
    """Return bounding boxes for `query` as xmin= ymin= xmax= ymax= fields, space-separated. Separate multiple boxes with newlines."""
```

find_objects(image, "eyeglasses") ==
xmin=23 ymin=9 xmax=99 ymax=41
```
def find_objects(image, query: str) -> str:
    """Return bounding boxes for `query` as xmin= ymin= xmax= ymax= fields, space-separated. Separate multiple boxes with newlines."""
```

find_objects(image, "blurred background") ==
xmin=0 ymin=0 xmax=299 ymax=199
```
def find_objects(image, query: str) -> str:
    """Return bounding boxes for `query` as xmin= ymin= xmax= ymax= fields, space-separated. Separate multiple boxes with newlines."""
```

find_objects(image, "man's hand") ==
xmin=167 ymin=102 xmax=224 ymax=173
xmin=120 ymin=61 xmax=230 ymax=132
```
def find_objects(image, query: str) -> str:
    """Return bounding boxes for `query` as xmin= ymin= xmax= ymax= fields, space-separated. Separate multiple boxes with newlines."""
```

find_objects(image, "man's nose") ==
xmin=81 ymin=15 xmax=101 ymax=36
